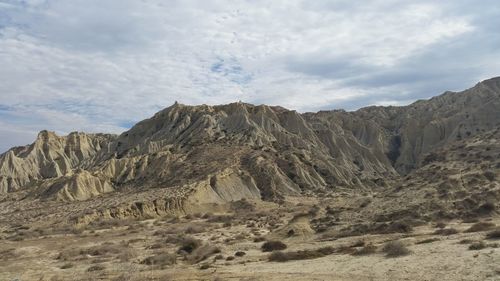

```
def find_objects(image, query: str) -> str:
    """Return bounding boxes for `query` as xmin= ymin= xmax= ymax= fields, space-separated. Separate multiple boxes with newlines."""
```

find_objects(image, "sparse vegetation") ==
xmin=382 ymin=241 xmax=411 ymax=257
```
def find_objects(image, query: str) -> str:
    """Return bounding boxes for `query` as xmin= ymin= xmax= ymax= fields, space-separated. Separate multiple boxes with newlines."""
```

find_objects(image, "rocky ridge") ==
xmin=0 ymin=77 xmax=499 ymax=219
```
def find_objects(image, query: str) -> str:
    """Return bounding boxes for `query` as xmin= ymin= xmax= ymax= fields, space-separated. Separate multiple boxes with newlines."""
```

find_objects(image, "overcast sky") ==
xmin=1 ymin=0 xmax=500 ymax=152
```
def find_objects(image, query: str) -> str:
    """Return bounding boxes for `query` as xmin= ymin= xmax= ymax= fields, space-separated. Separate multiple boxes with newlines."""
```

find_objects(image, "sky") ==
xmin=1 ymin=0 xmax=500 ymax=153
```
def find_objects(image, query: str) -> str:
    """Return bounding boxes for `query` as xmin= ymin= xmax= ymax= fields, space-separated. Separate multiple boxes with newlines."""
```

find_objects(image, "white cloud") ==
xmin=0 ymin=0 xmax=499 ymax=152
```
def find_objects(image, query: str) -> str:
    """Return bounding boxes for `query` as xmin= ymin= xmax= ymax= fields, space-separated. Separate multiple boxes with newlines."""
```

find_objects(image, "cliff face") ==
xmin=0 ymin=131 xmax=116 ymax=193
xmin=0 ymin=77 xmax=499 ymax=205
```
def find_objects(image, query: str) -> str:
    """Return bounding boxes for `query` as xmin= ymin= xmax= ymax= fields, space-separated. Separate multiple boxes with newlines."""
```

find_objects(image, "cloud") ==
xmin=0 ymin=0 xmax=499 ymax=152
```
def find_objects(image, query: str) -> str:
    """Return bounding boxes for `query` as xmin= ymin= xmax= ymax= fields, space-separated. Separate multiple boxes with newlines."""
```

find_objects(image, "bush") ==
xmin=268 ymin=246 xmax=335 ymax=262
xmin=465 ymin=222 xmax=496 ymax=233
xmin=141 ymin=253 xmax=177 ymax=266
xmin=434 ymin=228 xmax=459 ymax=236
xmin=382 ymin=241 xmax=411 ymax=257
xmin=261 ymin=241 xmax=287 ymax=252
xmin=486 ymin=229 xmax=500 ymax=239
xmin=468 ymin=241 xmax=487 ymax=250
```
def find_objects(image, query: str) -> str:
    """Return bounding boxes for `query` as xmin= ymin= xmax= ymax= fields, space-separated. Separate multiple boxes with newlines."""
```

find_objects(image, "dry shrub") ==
xmin=352 ymin=244 xmax=377 ymax=256
xmin=235 ymin=251 xmax=246 ymax=257
xmin=177 ymin=237 xmax=202 ymax=254
xmin=80 ymin=244 xmax=123 ymax=256
xmin=87 ymin=265 xmax=105 ymax=272
xmin=268 ymin=246 xmax=335 ymax=262
xmin=207 ymin=215 xmax=234 ymax=224
xmin=416 ymin=238 xmax=440 ymax=244
xmin=141 ymin=253 xmax=177 ymax=267
xmin=164 ymin=234 xmax=185 ymax=245
xmin=351 ymin=240 xmax=365 ymax=248
xmin=435 ymin=222 xmax=447 ymax=229
xmin=57 ymin=243 xmax=130 ymax=261
xmin=261 ymin=241 xmax=287 ymax=252
xmin=465 ymin=222 xmax=496 ymax=233
xmin=458 ymin=239 xmax=474 ymax=244
xmin=486 ymin=228 xmax=500 ymax=239
xmin=434 ymin=228 xmax=459 ymax=236
xmin=184 ymin=224 xmax=207 ymax=234
xmin=154 ymin=223 xmax=208 ymax=236
xmin=199 ymin=263 xmax=210 ymax=270
xmin=337 ymin=221 xmax=413 ymax=238
xmin=253 ymin=237 xmax=266 ymax=243
xmin=186 ymin=245 xmax=221 ymax=264
xmin=146 ymin=243 xmax=164 ymax=250
xmin=0 ymin=248 xmax=18 ymax=261
xmin=462 ymin=218 xmax=479 ymax=223
xmin=59 ymin=263 xmax=73 ymax=269
xmin=88 ymin=219 xmax=137 ymax=230
xmin=468 ymin=241 xmax=487 ymax=250
xmin=475 ymin=202 xmax=496 ymax=215
xmin=382 ymin=241 xmax=411 ymax=257
xmin=484 ymin=171 xmax=496 ymax=181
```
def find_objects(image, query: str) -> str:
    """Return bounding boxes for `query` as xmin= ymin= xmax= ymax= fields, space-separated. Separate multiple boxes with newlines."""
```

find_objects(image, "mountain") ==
xmin=0 ymin=77 xmax=499 ymax=222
